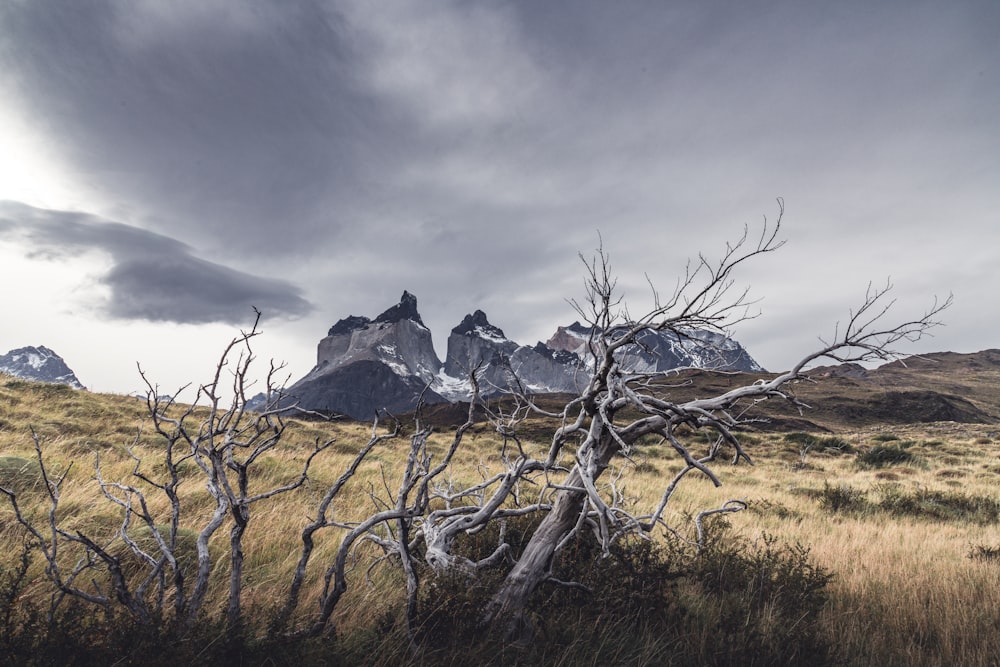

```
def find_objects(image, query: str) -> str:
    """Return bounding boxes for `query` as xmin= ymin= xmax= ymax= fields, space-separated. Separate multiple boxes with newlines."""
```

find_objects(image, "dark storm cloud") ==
xmin=0 ymin=201 xmax=312 ymax=324
xmin=1 ymin=0 xmax=997 ymax=373
xmin=0 ymin=1 xmax=388 ymax=256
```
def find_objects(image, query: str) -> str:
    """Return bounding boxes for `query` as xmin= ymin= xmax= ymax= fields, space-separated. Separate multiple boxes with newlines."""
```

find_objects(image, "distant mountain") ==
xmin=280 ymin=291 xmax=447 ymax=419
xmin=442 ymin=310 xmax=586 ymax=397
xmin=0 ymin=346 xmax=86 ymax=390
xmin=545 ymin=322 xmax=764 ymax=374
xmin=279 ymin=292 xmax=766 ymax=420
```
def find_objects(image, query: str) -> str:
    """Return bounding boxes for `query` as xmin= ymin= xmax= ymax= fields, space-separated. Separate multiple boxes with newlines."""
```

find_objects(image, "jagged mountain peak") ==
xmin=328 ymin=315 xmax=371 ymax=337
xmin=443 ymin=310 xmax=517 ymax=380
xmin=284 ymin=292 xmax=444 ymax=418
xmin=284 ymin=298 xmax=765 ymax=419
xmin=452 ymin=310 xmax=507 ymax=341
xmin=374 ymin=291 xmax=424 ymax=327
xmin=531 ymin=341 xmax=580 ymax=365
xmin=0 ymin=345 xmax=86 ymax=390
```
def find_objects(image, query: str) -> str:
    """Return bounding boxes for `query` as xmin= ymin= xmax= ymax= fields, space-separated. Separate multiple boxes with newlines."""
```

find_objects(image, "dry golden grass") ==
xmin=623 ymin=423 xmax=1000 ymax=667
xmin=2 ymin=373 xmax=1000 ymax=665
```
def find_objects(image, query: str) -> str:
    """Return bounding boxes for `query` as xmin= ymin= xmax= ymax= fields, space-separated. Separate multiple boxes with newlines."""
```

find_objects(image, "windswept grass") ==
xmin=0 ymin=376 xmax=999 ymax=665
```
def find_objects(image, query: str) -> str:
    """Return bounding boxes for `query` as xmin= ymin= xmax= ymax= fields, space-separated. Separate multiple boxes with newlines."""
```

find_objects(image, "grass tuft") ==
xmin=0 ymin=456 xmax=43 ymax=493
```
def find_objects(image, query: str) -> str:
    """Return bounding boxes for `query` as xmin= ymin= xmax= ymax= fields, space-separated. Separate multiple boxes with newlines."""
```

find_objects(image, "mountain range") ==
xmin=279 ymin=291 xmax=764 ymax=419
xmin=0 ymin=345 xmax=85 ymax=390
xmin=3 ymin=303 xmax=998 ymax=433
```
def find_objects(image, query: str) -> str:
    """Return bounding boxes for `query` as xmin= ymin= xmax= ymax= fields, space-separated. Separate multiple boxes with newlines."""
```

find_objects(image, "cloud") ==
xmin=0 ymin=201 xmax=312 ymax=324
xmin=0 ymin=1 xmax=374 ymax=257
xmin=337 ymin=0 xmax=545 ymax=127
xmin=0 ymin=0 xmax=997 ymax=379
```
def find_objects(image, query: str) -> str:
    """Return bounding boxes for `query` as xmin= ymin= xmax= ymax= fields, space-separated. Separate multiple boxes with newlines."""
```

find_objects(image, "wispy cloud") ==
xmin=0 ymin=201 xmax=312 ymax=324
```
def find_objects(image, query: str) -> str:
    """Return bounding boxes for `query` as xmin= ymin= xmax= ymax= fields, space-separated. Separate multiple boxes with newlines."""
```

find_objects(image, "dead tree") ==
xmin=0 ymin=312 xmax=334 ymax=629
xmin=270 ymin=372 xmax=551 ymax=642
xmin=266 ymin=201 xmax=948 ymax=643
xmin=475 ymin=200 xmax=950 ymax=635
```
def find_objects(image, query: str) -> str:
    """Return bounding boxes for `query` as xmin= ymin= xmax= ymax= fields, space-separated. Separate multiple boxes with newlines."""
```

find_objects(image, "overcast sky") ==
xmin=1 ymin=0 xmax=997 ymax=396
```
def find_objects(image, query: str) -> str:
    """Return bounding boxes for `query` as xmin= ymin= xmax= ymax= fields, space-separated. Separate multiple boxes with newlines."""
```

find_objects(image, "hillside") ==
xmin=748 ymin=349 xmax=1000 ymax=431
xmin=414 ymin=350 xmax=1000 ymax=433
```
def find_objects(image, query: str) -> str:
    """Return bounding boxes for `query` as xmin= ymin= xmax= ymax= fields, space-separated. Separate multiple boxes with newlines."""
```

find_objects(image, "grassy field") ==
xmin=1 ymin=374 xmax=999 ymax=665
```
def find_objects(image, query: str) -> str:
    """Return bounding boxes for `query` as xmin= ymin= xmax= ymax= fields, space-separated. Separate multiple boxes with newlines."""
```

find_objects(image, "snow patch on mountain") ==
xmin=281 ymin=295 xmax=765 ymax=419
xmin=0 ymin=346 xmax=86 ymax=390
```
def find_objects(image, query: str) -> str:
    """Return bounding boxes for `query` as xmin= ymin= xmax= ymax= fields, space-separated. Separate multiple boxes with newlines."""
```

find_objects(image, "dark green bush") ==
xmin=857 ymin=443 xmax=915 ymax=468
xmin=818 ymin=483 xmax=870 ymax=514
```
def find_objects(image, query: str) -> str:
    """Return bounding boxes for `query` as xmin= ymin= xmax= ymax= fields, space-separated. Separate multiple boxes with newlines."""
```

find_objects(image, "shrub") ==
xmin=818 ymin=483 xmax=869 ymax=514
xmin=411 ymin=514 xmax=835 ymax=666
xmin=877 ymin=487 xmax=1000 ymax=524
xmin=857 ymin=444 xmax=915 ymax=468
xmin=784 ymin=432 xmax=855 ymax=455
xmin=968 ymin=544 xmax=1000 ymax=562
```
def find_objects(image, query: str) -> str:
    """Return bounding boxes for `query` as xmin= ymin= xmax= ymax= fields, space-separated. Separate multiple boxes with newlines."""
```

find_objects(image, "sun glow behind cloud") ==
xmin=0 ymin=104 xmax=83 ymax=210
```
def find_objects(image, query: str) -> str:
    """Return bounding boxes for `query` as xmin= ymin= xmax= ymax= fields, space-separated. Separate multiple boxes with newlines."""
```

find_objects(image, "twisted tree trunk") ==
xmin=481 ymin=434 xmax=618 ymax=640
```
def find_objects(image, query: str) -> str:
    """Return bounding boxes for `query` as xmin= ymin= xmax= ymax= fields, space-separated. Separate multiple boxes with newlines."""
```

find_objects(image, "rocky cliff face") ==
xmin=281 ymin=296 xmax=764 ymax=420
xmin=441 ymin=311 xmax=587 ymax=396
xmin=0 ymin=346 xmax=86 ymax=390
xmin=282 ymin=292 xmax=446 ymax=418
xmin=507 ymin=343 xmax=587 ymax=394
xmin=442 ymin=310 xmax=518 ymax=393
xmin=316 ymin=291 xmax=441 ymax=385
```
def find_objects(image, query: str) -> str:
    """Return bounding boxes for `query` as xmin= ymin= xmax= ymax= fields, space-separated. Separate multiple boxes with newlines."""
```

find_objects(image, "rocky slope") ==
xmin=669 ymin=349 xmax=1000 ymax=432
xmin=0 ymin=346 xmax=85 ymax=390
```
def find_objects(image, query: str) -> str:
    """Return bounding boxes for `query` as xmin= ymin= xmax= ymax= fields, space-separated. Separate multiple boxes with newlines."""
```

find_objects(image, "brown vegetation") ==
xmin=1 ymin=372 xmax=999 ymax=665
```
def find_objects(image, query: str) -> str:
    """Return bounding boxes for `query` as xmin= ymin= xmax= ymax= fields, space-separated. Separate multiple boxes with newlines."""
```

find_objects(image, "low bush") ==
xmin=877 ymin=487 xmax=1000 ymax=524
xmin=857 ymin=444 xmax=915 ymax=468
xmin=409 ymin=514 xmax=835 ymax=666
xmin=818 ymin=483 xmax=869 ymax=514
xmin=968 ymin=543 xmax=1000 ymax=562
xmin=784 ymin=432 xmax=855 ymax=455
xmin=817 ymin=483 xmax=1000 ymax=524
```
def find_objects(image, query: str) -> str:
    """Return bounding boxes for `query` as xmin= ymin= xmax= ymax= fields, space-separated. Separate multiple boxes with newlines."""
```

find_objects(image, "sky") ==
xmin=0 ymin=0 xmax=998 ymax=397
